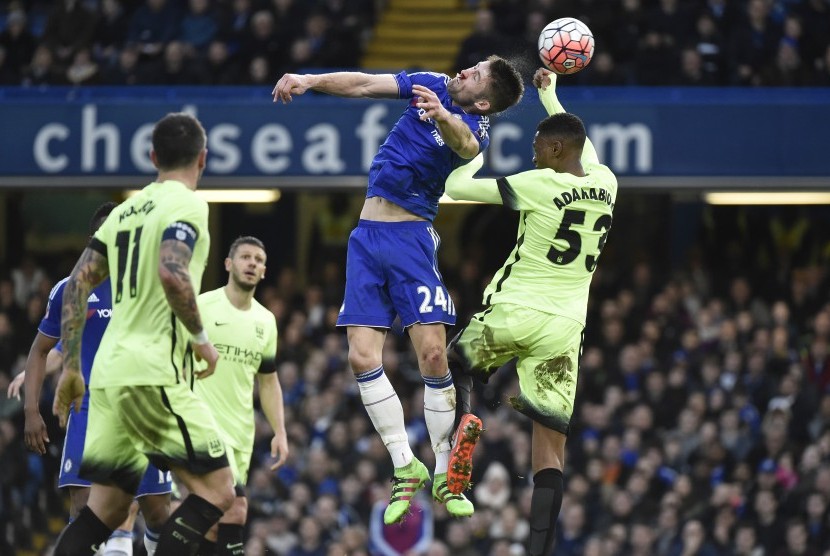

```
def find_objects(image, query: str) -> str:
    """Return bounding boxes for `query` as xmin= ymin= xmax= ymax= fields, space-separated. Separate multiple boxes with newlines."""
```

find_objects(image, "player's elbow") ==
xmin=456 ymin=141 xmax=480 ymax=160
xmin=158 ymin=264 xmax=184 ymax=295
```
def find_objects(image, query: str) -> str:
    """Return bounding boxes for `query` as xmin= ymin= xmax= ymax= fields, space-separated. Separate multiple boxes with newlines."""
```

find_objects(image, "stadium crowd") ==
xmin=0 ymin=0 xmax=828 ymax=86
xmin=1 ymin=203 xmax=830 ymax=555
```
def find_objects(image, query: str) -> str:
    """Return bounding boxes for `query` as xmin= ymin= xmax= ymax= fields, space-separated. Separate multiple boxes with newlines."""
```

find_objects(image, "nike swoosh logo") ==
xmin=174 ymin=517 xmax=202 ymax=536
xmin=215 ymin=322 xmax=228 ymax=326
xmin=227 ymin=543 xmax=244 ymax=549
xmin=91 ymin=545 xmax=100 ymax=553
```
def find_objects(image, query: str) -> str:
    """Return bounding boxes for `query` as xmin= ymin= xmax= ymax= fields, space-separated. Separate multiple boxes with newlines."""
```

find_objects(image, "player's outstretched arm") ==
xmin=534 ymin=68 xmax=600 ymax=166
xmin=257 ymin=371 xmax=289 ymax=470
xmin=158 ymin=236 xmax=218 ymax=379
xmin=272 ymin=72 xmax=398 ymax=103
xmin=444 ymin=154 xmax=503 ymax=204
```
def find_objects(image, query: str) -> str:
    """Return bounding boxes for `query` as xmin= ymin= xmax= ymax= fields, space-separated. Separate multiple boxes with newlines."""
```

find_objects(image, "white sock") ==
xmin=144 ymin=527 xmax=160 ymax=556
xmin=356 ymin=365 xmax=413 ymax=468
xmin=423 ymin=371 xmax=456 ymax=475
xmin=102 ymin=530 xmax=133 ymax=556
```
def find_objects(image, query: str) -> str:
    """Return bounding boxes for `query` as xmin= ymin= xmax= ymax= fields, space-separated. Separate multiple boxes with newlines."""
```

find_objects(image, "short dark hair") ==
xmin=536 ymin=112 xmax=587 ymax=150
xmin=484 ymin=55 xmax=524 ymax=115
xmin=228 ymin=236 xmax=266 ymax=258
xmin=89 ymin=201 xmax=118 ymax=235
xmin=151 ymin=113 xmax=206 ymax=171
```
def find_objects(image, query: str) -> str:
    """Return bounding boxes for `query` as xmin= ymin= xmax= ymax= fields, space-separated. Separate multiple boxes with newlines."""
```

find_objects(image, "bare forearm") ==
xmin=259 ymin=375 xmax=286 ymax=436
xmin=160 ymin=272 xmax=203 ymax=334
xmin=61 ymin=277 xmax=91 ymax=371
xmin=159 ymin=239 xmax=204 ymax=335
xmin=308 ymin=72 xmax=397 ymax=99
xmin=23 ymin=349 xmax=49 ymax=412
xmin=435 ymin=117 xmax=479 ymax=159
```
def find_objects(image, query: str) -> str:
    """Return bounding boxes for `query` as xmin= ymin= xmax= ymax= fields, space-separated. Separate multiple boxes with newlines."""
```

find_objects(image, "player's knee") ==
xmin=138 ymin=495 xmax=171 ymax=530
xmin=226 ymin=496 xmax=247 ymax=524
xmin=347 ymin=347 xmax=380 ymax=374
xmin=418 ymin=343 xmax=447 ymax=374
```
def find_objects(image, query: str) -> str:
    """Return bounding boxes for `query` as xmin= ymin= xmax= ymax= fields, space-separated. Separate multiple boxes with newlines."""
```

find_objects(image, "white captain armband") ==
xmin=161 ymin=221 xmax=199 ymax=250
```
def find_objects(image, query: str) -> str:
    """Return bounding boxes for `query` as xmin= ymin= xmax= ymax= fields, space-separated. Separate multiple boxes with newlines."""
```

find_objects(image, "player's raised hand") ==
xmin=52 ymin=368 xmax=85 ymax=430
xmin=7 ymin=370 xmax=24 ymax=400
xmin=272 ymin=74 xmax=310 ymax=104
xmin=413 ymin=85 xmax=450 ymax=122
xmin=192 ymin=340 xmax=219 ymax=379
xmin=533 ymin=67 xmax=556 ymax=90
xmin=269 ymin=431 xmax=289 ymax=471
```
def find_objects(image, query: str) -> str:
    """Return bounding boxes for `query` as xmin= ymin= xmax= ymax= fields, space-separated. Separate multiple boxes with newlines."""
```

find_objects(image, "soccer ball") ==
xmin=538 ymin=17 xmax=595 ymax=75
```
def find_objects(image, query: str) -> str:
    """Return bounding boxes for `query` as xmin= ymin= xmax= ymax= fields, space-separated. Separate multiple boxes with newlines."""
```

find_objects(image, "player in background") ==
xmin=193 ymin=236 xmax=288 ymax=555
xmin=51 ymin=112 xmax=236 ymax=556
xmin=443 ymin=69 xmax=618 ymax=556
xmin=273 ymin=57 xmax=524 ymax=524
xmin=8 ymin=202 xmax=172 ymax=555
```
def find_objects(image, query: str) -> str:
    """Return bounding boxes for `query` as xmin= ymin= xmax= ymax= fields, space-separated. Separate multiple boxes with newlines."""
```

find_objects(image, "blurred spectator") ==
xmin=760 ymin=39 xmax=816 ymax=86
xmin=179 ymin=0 xmax=218 ymax=52
xmin=127 ymin=0 xmax=181 ymax=60
xmin=99 ymin=45 xmax=145 ymax=85
xmin=454 ymin=8 xmax=509 ymax=74
xmin=0 ymin=45 xmax=16 ymax=84
xmin=730 ymin=0 xmax=782 ymax=86
xmin=0 ymin=8 xmax=36 ymax=82
xmin=147 ymin=40 xmax=204 ymax=84
xmin=690 ymin=12 xmax=726 ymax=84
xmin=40 ymin=0 xmax=97 ymax=72
xmin=579 ymin=51 xmax=626 ymax=85
xmin=245 ymin=54 xmax=271 ymax=86
xmin=65 ymin=48 xmax=99 ymax=85
xmin=240 ymin=10 xmax=284 ymax=70
xmin=92 ymin=0 xmax=129 ymax=66
xmin=203 ymin=39 xmax=240 ymax=84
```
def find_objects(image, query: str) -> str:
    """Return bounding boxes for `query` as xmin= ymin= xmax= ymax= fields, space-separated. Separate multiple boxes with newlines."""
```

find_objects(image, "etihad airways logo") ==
xmin=215 ymin=343 xmax=262 ymax=365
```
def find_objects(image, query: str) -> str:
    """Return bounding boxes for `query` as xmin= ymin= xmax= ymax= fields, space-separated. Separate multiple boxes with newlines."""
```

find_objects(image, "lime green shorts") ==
xmin=82 ymin=384 xmax=228 ymax=493
xmin=225 ymin=442 xmax=252 ymax=489
xmin=454 ymin=303 xmax=583 ymax=435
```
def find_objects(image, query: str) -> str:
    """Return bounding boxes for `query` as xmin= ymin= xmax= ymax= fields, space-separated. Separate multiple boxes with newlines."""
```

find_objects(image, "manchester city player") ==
xmin=51 ymin=113 xmax=235 ymax=556
xmin=273 ymin=58 xmax=524 ymax=523
xmin=194 ymin=236 xmax=287 ymax=555
xmin=444 ymin=69 xmax=618 ymax=556
xmin=12 ymin=202 xmax=172 ymax=555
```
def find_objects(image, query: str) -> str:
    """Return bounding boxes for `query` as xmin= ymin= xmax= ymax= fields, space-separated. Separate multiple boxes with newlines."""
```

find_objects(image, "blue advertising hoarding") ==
xmin=0 ymin=86 xmax=827 ymax=187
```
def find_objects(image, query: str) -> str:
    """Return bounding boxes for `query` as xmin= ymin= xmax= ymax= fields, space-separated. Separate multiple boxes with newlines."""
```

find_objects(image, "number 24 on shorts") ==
xmin=417 ymin=286 xmax=455 ymax=316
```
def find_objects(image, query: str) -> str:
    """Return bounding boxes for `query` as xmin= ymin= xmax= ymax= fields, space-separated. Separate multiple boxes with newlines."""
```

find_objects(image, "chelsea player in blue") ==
xmin=273 ymin=58 xmax=524 ymax=523
xmin=14 ymin=202 xmax=172 ymax=555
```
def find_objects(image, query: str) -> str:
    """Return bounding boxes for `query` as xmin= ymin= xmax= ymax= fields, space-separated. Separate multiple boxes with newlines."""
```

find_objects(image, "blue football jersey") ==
xmin=366 ymin=71 xmax=491 ymax=221
xmin=41 ymin=278 xmax=112 ymax=411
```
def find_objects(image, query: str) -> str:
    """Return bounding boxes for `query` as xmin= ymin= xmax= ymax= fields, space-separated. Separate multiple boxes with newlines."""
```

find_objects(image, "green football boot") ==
xmin=433 ymin=472 xmax=474 ymax=518
xmin=384 ymin=458 xmax=431 ymax=525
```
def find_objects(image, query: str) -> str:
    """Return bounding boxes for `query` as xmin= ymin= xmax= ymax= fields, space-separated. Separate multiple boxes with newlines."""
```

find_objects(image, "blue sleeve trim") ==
xmin=161 ymin=221 xmax=198 ymax=251
xmin=394 ymin=71 xmax=411 ymax=98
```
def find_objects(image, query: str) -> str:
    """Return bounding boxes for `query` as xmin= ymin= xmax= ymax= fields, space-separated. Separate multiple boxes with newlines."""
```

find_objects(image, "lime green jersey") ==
xmin=90 ymin=180 xmax=210 ymax=388
xmin=194 ymin=287 xmax=278 ymax=451
xmin=481 ymin=165 xmax=617 ymax=325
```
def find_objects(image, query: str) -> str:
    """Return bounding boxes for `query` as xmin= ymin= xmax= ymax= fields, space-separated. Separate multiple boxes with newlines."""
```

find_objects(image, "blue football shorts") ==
xmin=337 ymin=219 xmax=457 ymax=329
xmin=59 ymin=404 xmax=173 ymax=496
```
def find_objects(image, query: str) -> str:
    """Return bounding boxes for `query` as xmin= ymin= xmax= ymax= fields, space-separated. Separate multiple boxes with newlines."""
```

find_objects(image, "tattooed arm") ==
xmin=54 ymin=247 xmax=109 ymax=427
xmin=158 ymin=238 xmax=203 ymax=335
xmin=158 ymin=236 xmax=219 ymax=379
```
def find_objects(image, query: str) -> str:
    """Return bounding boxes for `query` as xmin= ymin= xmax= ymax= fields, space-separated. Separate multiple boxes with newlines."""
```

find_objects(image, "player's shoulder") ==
xmin=586 ymin=163 xmax=618 ymax=189
xmin=48 ymin=276 xmax=71 ymax=301
xmin=198 ymin=287 xmax=224 ymax=304
xmin=251 ymin=298 xmax=276 ymax=323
